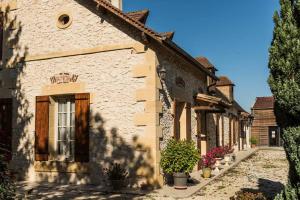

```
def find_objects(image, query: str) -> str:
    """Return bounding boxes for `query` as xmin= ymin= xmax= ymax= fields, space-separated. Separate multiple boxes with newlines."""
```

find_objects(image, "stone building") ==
xmin=0 ymin=0 xmax=250 ymax=187
xmin=251 ymin=96 xmax=281 ymax=146
xmin=195 ymin=58 xmax=251 ymax=157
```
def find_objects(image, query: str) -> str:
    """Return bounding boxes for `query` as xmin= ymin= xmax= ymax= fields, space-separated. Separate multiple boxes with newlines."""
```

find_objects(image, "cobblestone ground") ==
xmin=188 ymin=149 xmax=289 ymax=200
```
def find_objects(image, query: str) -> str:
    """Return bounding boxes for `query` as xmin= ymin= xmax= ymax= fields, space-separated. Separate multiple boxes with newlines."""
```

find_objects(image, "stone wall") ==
xmin=155 ymin=44 xmax=207 ymax=151
xmin=0 ymin=0 xmax=162 ymax=185
xmin=7 ymin=0 xmax=138 ymax=57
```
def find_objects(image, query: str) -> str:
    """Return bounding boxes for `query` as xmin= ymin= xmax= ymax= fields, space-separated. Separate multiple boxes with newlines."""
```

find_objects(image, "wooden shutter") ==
xmin=35 ymin=96 xmax=50 ymax=161
xmin=75 ymin=93 xmax=90 ymax=162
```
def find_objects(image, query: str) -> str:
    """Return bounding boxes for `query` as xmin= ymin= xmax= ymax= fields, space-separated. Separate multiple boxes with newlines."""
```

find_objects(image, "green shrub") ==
xmin=160 ymin=139 xmax=200 ymax=174
xmin=0 ymin=155 xmax=15 ymax=200
xmin=250 ymin=137 xmax=258 ymax=145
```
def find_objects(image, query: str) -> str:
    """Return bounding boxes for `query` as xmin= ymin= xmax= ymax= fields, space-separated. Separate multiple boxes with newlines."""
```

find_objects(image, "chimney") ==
xmin=110 ymin=0 xmax=123 ymax=10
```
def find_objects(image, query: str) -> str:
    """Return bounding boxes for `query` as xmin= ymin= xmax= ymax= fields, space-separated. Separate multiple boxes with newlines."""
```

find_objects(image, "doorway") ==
xmin=0 ymin=98 xmax=13 ymax=161
xmin=268 ymin=126 xmax=280 ymax=146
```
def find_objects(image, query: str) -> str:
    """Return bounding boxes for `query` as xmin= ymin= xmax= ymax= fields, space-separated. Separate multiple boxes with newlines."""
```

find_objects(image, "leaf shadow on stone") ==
xmin=240 ymin=178 xmax=284 ymax=200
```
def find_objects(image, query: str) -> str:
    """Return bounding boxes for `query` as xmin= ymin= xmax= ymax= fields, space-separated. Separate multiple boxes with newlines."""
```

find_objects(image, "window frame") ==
xmin=54 ymin=96 xmax=75 ymax=162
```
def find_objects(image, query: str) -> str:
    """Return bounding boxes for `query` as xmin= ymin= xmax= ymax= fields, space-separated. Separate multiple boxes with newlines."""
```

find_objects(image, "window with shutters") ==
xmin=35 ymin=93 xmax=90 ymax=163
xmin=55 ymin=96 xmax=75 ymax=161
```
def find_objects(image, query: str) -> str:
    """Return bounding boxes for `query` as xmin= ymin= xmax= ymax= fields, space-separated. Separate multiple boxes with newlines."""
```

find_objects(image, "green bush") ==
xmin=250 ymin=137 xmax=258 ymax=145
xmin=0 ymin=155 xmax=15 ymax=200
xmin=160 ymin=139 xmax=200 ymax=174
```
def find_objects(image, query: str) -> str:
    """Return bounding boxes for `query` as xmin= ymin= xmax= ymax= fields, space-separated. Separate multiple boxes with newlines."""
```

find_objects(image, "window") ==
xmin=35 ymin=94 xmax=90 ymax=162
xmin=56 ymin=96 xmax=75 ymax=161
xmin=57 ymin=13 xmax=72 ymax=29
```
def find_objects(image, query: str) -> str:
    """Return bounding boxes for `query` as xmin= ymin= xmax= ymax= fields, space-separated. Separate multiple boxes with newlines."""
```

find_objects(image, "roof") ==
xmin=196 ymin=93 xmax=231 ymax=108
xmin=159 ymin=31 xmax=175 ymax=40
xmin=195 ymin=57 xmax=217 ymax=71
xmin=92 ymin=0 xmax=218 ymax=80
xmin=214 ymin=88 xmax=247 ymax=113
xmin=126 ymin=9 xmax=149 ymax=24
xmin=252 ymin=96 xmax=274 ymax=109
xmin=233 ymin=100 xmax=246 ymax=113
xmin=215 ymin=88 xmax=231 ymax=104
xmin=216 ymin=76 xmax=235 ymax=86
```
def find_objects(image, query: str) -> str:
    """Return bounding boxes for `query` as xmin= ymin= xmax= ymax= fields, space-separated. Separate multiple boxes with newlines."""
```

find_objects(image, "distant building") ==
xmin=251 ymin=97 xmax=281 ymax=146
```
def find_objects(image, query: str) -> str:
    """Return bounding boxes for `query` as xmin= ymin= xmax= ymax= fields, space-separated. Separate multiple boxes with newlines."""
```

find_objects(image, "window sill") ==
xmin=34 ymin=161 xmax=89 ymax=173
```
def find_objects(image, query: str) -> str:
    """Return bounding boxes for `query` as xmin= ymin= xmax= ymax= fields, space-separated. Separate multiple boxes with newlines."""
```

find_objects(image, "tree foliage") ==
xmin=268 ymin=0 xmax=300 ymax=199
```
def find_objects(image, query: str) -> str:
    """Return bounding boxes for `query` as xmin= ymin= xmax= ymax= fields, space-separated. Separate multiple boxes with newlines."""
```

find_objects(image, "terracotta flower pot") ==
xmin=173 ymin=172 xmax=188 ymax=189
xmin=202 ymin=168 xmax=212 ymax=178
xmin=251 ymin=144 xmax=256 ymax=148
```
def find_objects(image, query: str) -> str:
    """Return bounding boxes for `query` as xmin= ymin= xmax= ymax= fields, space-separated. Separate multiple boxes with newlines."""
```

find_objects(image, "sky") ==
xmin=123 ymin=0 xmax=280 ymax=112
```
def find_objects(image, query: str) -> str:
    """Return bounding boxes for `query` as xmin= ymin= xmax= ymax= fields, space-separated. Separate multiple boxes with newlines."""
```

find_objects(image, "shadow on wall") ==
xmin=0 ymin=6 xmax=32 ymax=181
xmin=1 ymin=6 xmax=157 ymax=191
xmin=36 ymin=112 xmax=156 ymax=189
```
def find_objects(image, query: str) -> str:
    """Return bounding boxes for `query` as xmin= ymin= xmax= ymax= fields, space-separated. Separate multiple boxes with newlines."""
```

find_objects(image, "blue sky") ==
xmin=123 ymin=0 xmax=280 ymax=111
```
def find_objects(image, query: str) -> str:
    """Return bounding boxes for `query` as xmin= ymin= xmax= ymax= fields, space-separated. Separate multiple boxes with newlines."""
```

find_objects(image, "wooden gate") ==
xmin=0 ymin=98 xmax=12 ymax=161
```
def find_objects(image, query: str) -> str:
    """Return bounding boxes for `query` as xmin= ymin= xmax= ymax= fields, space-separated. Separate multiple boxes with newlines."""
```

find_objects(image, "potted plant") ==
xmin=210 ymin=147 xmax=225 ymax=171
xmin=160 ymin=139 xmax=200 ymax=189
xmin=104 ymin=163 xmax=128 ymax=190
xmin=201 ymin=152 xmax=216 ymax=178
xmin=210 ymin=147 xmax=226 ymax=159
xmin=250 ymin=137 xmax=258 ymax=148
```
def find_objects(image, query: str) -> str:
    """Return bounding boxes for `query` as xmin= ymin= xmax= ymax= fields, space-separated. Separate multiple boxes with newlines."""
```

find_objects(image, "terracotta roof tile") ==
xmin=195 ymin=57 xmax=215 ymax=69
xmin=126 ymin=9 xmax=149 ymax=24
xmin=216 ymin=76 xmax=235 ymax=86
xmin=252 ymin=96 xmax=274 ymax=109
xmin=93 ymin=0 xmax=217 ymax=79
xmin=233 ymin=100 xmax=246 ymax=112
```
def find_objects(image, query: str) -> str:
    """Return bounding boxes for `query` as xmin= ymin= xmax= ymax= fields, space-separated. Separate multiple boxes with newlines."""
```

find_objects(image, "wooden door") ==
xmin=0 ymin=98 xmax=12 ymax=161
xmin=269 ymin=126 xmax=280 ymax=146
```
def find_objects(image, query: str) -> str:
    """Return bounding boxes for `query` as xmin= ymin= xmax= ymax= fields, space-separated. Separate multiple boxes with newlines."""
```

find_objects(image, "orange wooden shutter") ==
xmin=75 ymin=93 xmax=90 ymax=162
xmin=35 ymin=96 xmax=50 ymax=161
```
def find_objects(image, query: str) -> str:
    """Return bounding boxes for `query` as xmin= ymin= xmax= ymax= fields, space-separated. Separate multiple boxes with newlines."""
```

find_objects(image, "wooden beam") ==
xmin=193 ymin=106 xmax=225 ymax=113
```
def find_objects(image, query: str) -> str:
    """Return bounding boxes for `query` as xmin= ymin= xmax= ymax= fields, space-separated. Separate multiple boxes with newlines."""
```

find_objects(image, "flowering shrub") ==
xmin=200 ymin=152 xmax=216 ymax=169
xmin=224 ymin=145 xmax=234 ymax=155
xmin=210 ymin=147 xmax=226 ymax=158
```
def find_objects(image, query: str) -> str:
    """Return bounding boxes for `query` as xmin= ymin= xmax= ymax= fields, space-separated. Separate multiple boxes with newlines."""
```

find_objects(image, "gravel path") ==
xmin=188 ymin=149 xmax=288 ymax=200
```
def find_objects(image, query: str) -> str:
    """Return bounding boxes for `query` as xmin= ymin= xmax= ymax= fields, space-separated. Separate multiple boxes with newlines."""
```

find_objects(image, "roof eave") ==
xmin=94 ymin=0 xmax=218 ymax=80
xmin=163 ymin=40 xmax=219 ymax=80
